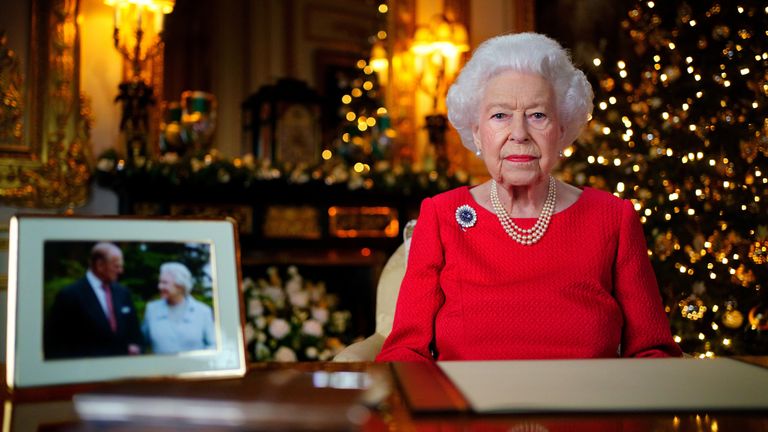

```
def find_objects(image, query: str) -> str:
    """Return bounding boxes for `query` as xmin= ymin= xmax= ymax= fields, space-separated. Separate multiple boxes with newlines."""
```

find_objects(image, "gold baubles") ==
xmin=722 ymin=308 xmax=744 ymax=329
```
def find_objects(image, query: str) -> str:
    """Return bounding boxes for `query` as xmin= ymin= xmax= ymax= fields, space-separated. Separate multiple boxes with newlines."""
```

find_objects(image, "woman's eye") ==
xmin=491 ymin=113 xmax=507 ymax=120
xmin=530 ymin=112 xmax=547 ymax=120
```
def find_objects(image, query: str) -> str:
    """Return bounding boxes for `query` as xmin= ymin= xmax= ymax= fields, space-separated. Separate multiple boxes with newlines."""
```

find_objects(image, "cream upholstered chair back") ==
xmin=333 ymin=220 xmax=415 ymax=362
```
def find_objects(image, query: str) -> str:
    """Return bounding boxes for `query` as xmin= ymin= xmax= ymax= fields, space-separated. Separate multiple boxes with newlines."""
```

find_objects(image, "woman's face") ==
xmin=158 ymin=271 xmax=185 ymax=305
xmin=472 ymin=70 xmax=564 ymax=188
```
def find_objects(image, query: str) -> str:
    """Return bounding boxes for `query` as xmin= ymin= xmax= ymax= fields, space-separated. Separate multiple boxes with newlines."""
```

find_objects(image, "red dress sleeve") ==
xmin=614 ymin=200 xmax=683 ymax=357
xmin=376 ymin=198 xmax=445 ymax=362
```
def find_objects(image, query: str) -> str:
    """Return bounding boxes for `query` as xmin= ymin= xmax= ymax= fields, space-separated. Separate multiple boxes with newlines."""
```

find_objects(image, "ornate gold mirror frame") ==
xmin=0 ymin=0 xmax=90 ymax=209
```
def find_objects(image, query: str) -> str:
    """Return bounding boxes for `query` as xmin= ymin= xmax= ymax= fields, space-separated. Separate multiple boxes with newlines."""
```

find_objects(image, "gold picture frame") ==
xmin=6 ymin=215 xmax=246 ymax=389
xmin=0 ymin=0 xmax=91 ymax=209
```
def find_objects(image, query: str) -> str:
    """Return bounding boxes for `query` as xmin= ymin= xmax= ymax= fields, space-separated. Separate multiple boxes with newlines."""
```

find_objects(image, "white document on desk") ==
xmin=438 ymin=358 xmax=768 ymax=413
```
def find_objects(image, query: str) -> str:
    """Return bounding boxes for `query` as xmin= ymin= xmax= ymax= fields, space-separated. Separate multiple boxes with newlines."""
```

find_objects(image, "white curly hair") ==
xmin=446 ymin=32 xmax=593 ymax=153
xmin=160 ymin=262 xmax=194 ymax=295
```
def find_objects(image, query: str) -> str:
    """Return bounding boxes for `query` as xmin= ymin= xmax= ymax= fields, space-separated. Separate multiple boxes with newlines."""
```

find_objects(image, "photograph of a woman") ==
xmin=142 ymin=262 xmax=216 ymax=354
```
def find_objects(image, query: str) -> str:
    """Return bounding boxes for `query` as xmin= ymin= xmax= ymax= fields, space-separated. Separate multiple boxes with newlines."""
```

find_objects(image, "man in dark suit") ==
xmin=45 ymin=242 xmax=143 ymax=359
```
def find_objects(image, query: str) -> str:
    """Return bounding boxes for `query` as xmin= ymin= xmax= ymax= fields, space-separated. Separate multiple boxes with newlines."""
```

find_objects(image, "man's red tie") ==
xmin=102 ymin=283 xmax=118 ymax=332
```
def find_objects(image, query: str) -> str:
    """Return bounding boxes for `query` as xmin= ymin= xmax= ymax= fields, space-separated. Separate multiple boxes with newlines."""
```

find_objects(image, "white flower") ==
xmin=241 ymin=277 xmax=257 ymax=292
xmin=289 ymin=291 xmax=310 ymax=308
xmin=274 ymin=346 xmax=297 ymax=362
xmin=254 ymin=316 xmax=266 ymax=330
xmin=257 ymin=331 xmax=267 ymax=343
xmin=318 ymin=349 xmax=332 ymax=361
xmin=264 ymin=286 xmax=285 ymax=307
xmin=311 ymin=307 xmax=329 ymax=324
xmin=255 ymin=342 xmax=271 ymax=360
xmin=248 ymin=298 xmax=263 ymax=317
xmin=243 ymin=322 xmax=255 ymax=343
xmin=305 ymin=346 xmax=319 ymax=359
xmin=285 ymin=278 xmax=302 ymax=294
xmin=287 ymin=265 xmax=299 ymax=277
xmin=301 ymin=319 xmax=324 ymax=338
xmin=331 ymin=311 xmax=349 ymax=333
xmin=268 ymin=318 xmax=291 ymax=339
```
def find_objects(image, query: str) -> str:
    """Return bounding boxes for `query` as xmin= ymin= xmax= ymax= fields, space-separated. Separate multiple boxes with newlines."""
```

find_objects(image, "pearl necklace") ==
xmin=490 ymin=176 xmax=557 ymax=245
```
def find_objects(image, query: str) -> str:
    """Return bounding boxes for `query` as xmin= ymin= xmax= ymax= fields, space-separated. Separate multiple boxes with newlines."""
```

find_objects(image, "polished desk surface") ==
xmin=3 ymin=359 xmax=768 ymax=432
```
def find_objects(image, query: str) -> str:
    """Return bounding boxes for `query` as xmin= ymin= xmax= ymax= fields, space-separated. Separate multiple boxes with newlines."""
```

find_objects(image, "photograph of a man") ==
xmin=44 ymin=242 xmax=143 ymax=359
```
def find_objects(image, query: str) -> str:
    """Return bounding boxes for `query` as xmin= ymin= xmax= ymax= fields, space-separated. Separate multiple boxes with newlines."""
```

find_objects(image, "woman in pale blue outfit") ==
xmin=143 ymin=262 xmax=216 ymax=354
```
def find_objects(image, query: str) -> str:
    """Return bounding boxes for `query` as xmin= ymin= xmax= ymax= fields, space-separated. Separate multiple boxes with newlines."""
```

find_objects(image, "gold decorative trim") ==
xmin=0 ymin=0 xmax=91 ymax=209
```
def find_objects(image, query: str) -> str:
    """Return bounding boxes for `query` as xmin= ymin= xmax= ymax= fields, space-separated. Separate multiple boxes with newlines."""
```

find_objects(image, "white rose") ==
xmin=243 ymin=322 xmax=255 ymax=343
xmin=289 ymin=291 xmax=310 ymax=308
xmin=301 ymin=319 xmax=324 ymax=338
xmin=248 ymin=298 xmax=263 ymax=317
xmin=254 ymin=316 xmax=266 ymax=329
xmin=311 ymin=307 xmax=329 ymax=324
xmin=274 ymin=346 xmax=297 ymax=362
xmin=305 ymin=346 xmax=319 ymax=359
xmin=318 ymin=349 xmax=332 ymax=361
xmin=242 ymin=277 xmax=256 ymax=292
xmin=268 ymin=318 xmax=291 ymax=339
xmin=285 ymin=278 xmax=302 ymax=294
xmin=264 ymin=286 xmax=285 ymax=307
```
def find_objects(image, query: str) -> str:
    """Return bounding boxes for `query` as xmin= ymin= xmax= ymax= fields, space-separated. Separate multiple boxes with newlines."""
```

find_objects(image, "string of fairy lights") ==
xmin=564 ymin=1 xmax=768 ymax=356
xmin=324 ymin=0 xmax=396 ymax=174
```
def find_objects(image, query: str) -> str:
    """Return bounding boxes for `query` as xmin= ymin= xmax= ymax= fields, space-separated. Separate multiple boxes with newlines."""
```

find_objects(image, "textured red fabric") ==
xmin=376 ymin=186 xmax=683 ymax=362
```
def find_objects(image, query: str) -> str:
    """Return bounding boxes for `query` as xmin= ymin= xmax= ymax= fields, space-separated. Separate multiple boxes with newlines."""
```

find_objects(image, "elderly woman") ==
xmin=143 ymin=262 xmax=216 ymax=354
xmin=376 ymin=33 xmax=682 ymax=362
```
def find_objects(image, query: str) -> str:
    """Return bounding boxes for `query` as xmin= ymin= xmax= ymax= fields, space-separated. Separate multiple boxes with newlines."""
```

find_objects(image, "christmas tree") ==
xmin=561 ymin=1 xmax=768 ymax=356
xmin=331 ymin=1 xmax=395 ymax=168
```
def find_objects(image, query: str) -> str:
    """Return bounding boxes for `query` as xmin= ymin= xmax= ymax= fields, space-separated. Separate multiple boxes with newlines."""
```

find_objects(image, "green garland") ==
xmin=95 ymin=150 xmax=472 ymax=195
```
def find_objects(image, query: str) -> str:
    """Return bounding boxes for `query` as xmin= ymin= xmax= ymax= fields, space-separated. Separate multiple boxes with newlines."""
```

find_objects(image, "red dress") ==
xmin=376 ymin=186 xmax=682 ymax=362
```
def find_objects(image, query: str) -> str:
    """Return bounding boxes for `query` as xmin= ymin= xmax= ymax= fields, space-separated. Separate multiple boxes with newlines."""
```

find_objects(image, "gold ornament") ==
xmin=722 ymin=308 xmax=744 ymax=329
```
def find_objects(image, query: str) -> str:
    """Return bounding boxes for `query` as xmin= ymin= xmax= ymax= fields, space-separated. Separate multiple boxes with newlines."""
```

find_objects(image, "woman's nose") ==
xmin=507 ymin=114 xmax=529 ymax=142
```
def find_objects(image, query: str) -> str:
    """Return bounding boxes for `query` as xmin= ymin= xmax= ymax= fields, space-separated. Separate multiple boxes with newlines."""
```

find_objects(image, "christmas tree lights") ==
xmin=332 ymin=1 xmax=395 ymax=167
xmin=561 ymin=1 xmax=768 ymax=356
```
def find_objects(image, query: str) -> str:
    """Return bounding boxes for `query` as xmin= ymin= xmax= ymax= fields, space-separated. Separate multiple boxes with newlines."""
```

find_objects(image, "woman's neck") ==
xmin=167 ymin=295 xmax=187 ymax=307
xmin=494 ymin=178 xmax=553 ymax=218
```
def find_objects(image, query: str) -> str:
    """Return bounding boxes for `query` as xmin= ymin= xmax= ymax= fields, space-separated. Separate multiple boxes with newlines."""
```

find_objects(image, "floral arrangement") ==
xmin=242 ymin=266 xmax=355 ymax=362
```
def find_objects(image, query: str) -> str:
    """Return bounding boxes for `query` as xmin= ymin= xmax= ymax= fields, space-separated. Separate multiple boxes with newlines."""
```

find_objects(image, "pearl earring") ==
xmin=476 ymin=149 xmax=482 ymax=157
xmin=559 ymin=150 xmax=564 ymax=158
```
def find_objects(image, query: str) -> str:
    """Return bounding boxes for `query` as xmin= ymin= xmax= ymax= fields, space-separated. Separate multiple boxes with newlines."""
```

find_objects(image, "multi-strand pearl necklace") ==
xmin=489 ymin=176 xmax=557 ymax=245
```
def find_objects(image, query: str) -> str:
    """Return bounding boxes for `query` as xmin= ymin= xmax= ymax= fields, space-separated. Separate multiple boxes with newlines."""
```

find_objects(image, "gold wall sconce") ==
xmin=105 ymin=0 xmax=175 ymax=79
xmin=410 ymin=14 xmax=468 ymax=172
xmin=104 ymin=0 xmax=175 ymax=162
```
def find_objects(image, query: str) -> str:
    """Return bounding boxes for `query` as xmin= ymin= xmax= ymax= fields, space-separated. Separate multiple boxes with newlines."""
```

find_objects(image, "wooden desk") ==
xmin=3 ymin=361 xmax=768 ymax=431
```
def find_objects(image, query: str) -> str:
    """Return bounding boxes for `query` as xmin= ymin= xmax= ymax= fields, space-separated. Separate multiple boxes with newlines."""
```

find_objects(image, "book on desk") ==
xmin=392 ymin=357 xmax=768 ymax=414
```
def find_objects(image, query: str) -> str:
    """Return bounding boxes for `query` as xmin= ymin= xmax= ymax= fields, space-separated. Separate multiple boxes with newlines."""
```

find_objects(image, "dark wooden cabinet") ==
xmin=110 ymin=179 xmax=429 ymax=335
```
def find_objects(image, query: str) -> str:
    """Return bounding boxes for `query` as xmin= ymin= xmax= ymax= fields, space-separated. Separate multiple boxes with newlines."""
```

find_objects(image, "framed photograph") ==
xmin=6 ymin=215 xmax=246 ymax=389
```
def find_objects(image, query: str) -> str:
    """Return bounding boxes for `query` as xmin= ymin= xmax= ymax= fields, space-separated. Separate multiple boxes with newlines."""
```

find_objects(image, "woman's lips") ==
xmin=505 ymin=155 xmax=537 ymax=162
